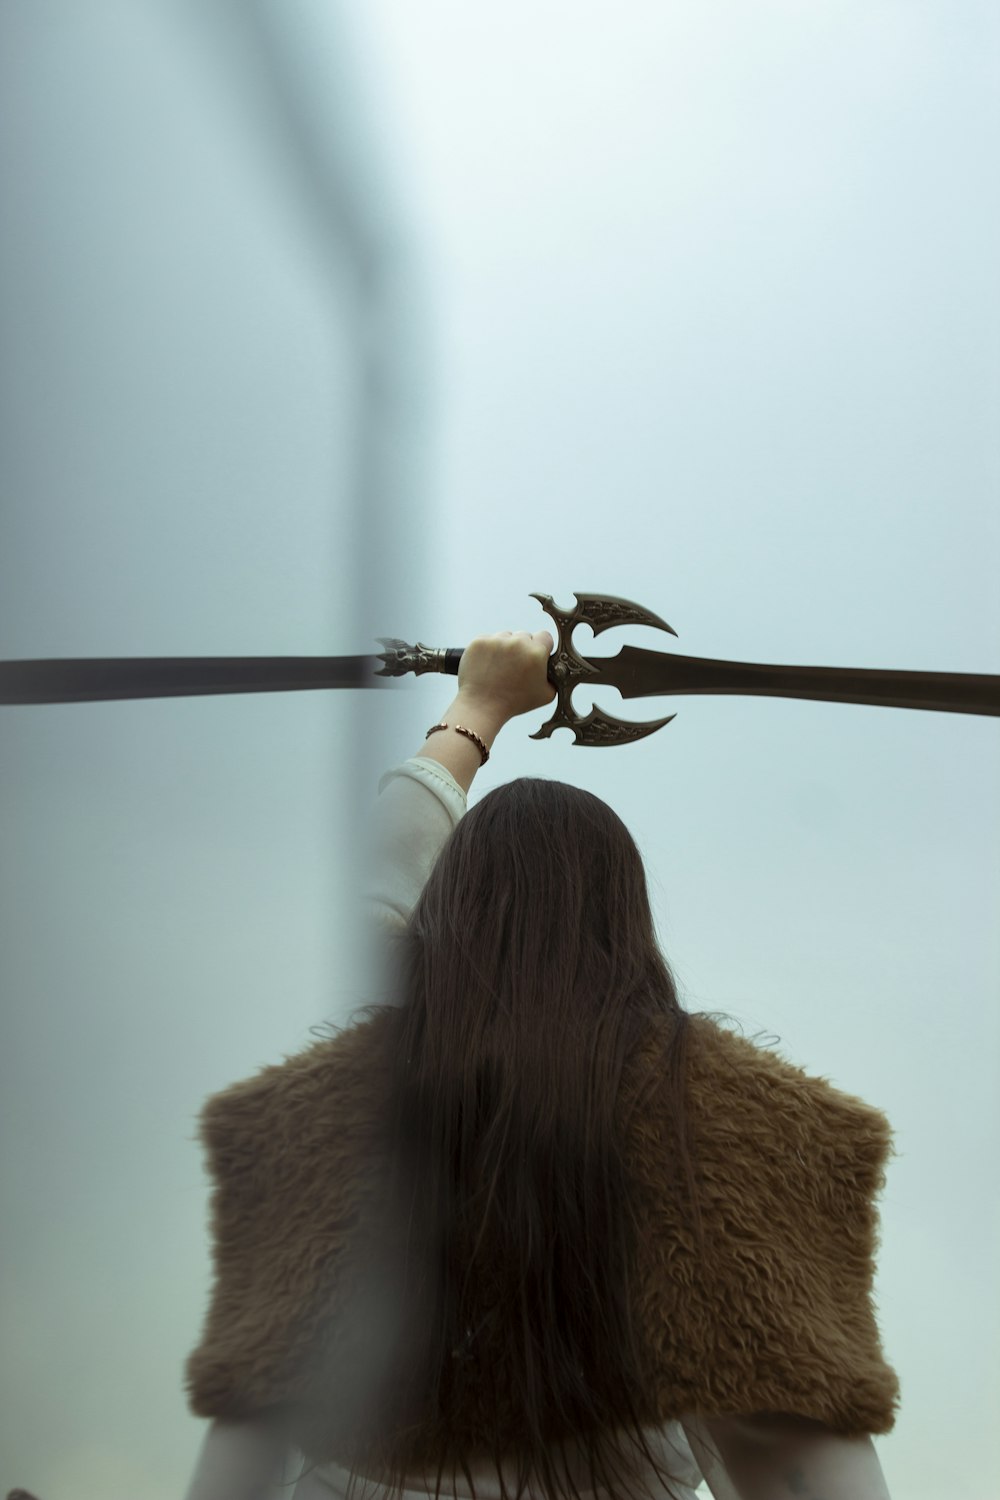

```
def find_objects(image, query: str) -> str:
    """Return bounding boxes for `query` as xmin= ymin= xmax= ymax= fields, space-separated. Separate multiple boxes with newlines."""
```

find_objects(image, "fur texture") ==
xmin=184 ymin=1013 xmax=899 ymax=1465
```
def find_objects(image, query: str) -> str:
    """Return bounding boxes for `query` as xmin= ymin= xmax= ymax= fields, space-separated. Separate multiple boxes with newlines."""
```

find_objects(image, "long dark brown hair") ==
xmin=299 ymin=776 xmax=712 ymax=1500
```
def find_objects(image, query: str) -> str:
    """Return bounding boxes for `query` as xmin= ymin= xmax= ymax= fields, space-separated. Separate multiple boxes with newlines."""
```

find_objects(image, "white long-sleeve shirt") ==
xmin=364 ymin=757 xmax=470 ymax=934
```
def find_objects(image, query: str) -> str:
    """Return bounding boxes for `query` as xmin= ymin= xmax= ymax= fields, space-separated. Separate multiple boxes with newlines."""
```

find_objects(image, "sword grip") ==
xmin=442 ymin=648 xmax=464 ymax=675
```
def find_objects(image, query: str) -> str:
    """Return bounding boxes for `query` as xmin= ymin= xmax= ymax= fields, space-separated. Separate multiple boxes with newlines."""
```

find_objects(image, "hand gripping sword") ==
xmin=1 ymin=590 xmax=998 ymax=743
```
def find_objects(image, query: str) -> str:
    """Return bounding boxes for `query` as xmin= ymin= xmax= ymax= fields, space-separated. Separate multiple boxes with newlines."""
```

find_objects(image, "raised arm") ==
xmin=365 ymin=629 xmax=555 ymax=933
xmin=409 ymin=627 xmax=555 ymax=794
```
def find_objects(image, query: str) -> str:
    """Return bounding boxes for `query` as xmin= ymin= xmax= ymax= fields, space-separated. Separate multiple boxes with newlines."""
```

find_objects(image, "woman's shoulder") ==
xmin=195 ymin=1011 xmax=396 ymax=1160
xmin=632 ymin=1009 xmax=891 ymax=1140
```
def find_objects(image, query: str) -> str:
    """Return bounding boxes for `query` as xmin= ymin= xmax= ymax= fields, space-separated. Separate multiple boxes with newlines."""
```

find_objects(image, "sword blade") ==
xmin=0 ymin=655 xmax=387 ymax=705
xmin=583 ymin=644 xmax=1000 ymax=718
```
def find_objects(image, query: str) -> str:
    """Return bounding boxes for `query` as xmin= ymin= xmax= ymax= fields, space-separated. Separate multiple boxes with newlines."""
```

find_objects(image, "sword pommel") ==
xmin=374 ymin=639 xmax=461 ymax=677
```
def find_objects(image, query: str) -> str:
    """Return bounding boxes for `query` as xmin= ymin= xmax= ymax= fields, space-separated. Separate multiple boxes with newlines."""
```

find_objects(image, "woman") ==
xmin=183 ymin=629 xmax=897 ymax=1500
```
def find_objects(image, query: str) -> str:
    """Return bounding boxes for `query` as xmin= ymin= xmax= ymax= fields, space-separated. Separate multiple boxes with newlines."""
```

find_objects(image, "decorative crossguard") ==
xmin=2 ymin=590 xmax=998 ymax=738
xmin=526 ymin=591 xmax=679 ymax=745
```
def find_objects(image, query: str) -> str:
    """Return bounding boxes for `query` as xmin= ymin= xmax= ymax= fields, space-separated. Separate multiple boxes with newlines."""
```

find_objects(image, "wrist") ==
xmin=451 ymin=690 xmax=509 ymax=741
xmin=410 ymin=692 xmax=508 ymax=796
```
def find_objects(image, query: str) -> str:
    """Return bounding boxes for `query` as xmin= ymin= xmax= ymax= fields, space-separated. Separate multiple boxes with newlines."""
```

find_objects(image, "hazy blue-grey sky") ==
xmin=1 ymin=2 xmax=998 ymax=1497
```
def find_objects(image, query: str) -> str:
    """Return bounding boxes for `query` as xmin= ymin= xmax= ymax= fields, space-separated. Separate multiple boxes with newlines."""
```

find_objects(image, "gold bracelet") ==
xmin=425 ymin=721 xmax=490 ymax=766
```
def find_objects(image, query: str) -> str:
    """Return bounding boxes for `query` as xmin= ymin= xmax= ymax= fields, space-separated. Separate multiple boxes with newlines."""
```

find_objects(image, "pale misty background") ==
xmin=0 ymin=2 xmax=997 ymax=1498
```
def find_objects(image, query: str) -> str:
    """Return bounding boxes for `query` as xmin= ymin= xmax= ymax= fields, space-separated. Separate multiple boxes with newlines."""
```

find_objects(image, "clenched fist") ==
xmin=457 ymin=631 xmax=556 ymax=722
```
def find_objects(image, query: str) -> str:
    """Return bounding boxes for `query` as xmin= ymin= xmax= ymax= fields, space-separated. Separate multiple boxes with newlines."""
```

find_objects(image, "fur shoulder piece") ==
xmin=184 ymin=1012 xmax=899 ymax=1454
xmin=624 ymin=1015 xmax=899 ymax=1435
xmin=184 ymin=1016 xmax=392 ymax=1426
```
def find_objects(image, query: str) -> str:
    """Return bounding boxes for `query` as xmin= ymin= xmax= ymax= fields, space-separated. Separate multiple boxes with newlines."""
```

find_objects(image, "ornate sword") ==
xmin=1 ymin=590 xmax=997 ymax=746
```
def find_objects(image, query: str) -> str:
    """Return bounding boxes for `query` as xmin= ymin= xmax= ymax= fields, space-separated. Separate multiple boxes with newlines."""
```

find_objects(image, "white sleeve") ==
xmin=681 ymin=1416 xmax=893 ymax=1500
xmin=365 ymin=756 xmax=467 ymax=933
xmin=182 ymin=1416 xmax=294 ymax=1500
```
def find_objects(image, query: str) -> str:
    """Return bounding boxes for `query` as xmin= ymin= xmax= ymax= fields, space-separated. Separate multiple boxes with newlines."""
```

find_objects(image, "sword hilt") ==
xmin=374 ymin=639 xmax=465 ymax=678
xmin=376 ymin=591 xmax=681 ymax=747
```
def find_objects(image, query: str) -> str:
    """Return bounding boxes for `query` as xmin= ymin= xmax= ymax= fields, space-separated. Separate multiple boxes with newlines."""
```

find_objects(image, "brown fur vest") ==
xmin=184 ymin=1011 xmax=899 ymax=1465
